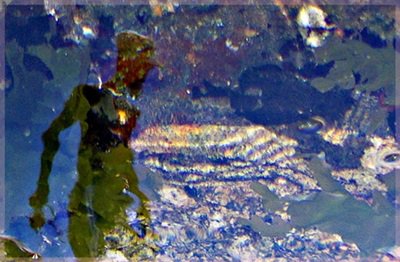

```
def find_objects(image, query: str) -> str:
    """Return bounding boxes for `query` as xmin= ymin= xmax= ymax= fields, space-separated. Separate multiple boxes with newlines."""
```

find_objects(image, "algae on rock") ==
xmin=311 ymin=38 xmax=395 ymax=105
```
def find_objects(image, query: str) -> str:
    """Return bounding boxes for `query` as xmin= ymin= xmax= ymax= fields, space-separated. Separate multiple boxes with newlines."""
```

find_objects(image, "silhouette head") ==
xmin=105 ymin=31 xmax=156 ymax=98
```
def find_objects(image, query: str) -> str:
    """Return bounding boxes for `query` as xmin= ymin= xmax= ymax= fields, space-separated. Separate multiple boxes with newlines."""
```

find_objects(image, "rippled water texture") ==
xmin=4 ymin=3 xmax=399 ymax=260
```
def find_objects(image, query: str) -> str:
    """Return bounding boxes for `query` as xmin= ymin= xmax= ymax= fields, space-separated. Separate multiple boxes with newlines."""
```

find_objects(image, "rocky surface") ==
xmin=131 ymin=124 xmax=320 ymax=199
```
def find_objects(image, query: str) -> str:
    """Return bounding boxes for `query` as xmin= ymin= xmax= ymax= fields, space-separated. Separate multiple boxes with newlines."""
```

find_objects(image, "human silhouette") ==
xmin=29 ymin=31 xmax=157 ymax=257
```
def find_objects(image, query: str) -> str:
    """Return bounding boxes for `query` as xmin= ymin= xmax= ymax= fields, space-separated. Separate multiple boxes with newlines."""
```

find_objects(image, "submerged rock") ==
xmin=0 ymin=234 xmax=40 ymax=259
xmin=331 ymin=135 xmax=400 ymax=204
xmin=197 ymin=64 xmax=354 ymax=126
xmin=130 ymin=124 xmax=320 ymax=199
xmin=146 ymin=182 xmax=360 ymax=261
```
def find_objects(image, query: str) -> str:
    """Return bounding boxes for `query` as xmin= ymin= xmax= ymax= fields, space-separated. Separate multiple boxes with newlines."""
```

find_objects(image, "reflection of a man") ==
xmin=29 ymin=32 xmax=157 ymax=257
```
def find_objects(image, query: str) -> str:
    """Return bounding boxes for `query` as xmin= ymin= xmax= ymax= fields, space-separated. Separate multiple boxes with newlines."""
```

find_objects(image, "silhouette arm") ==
xmin=29 ymin=85 xmax=90 ymax=228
